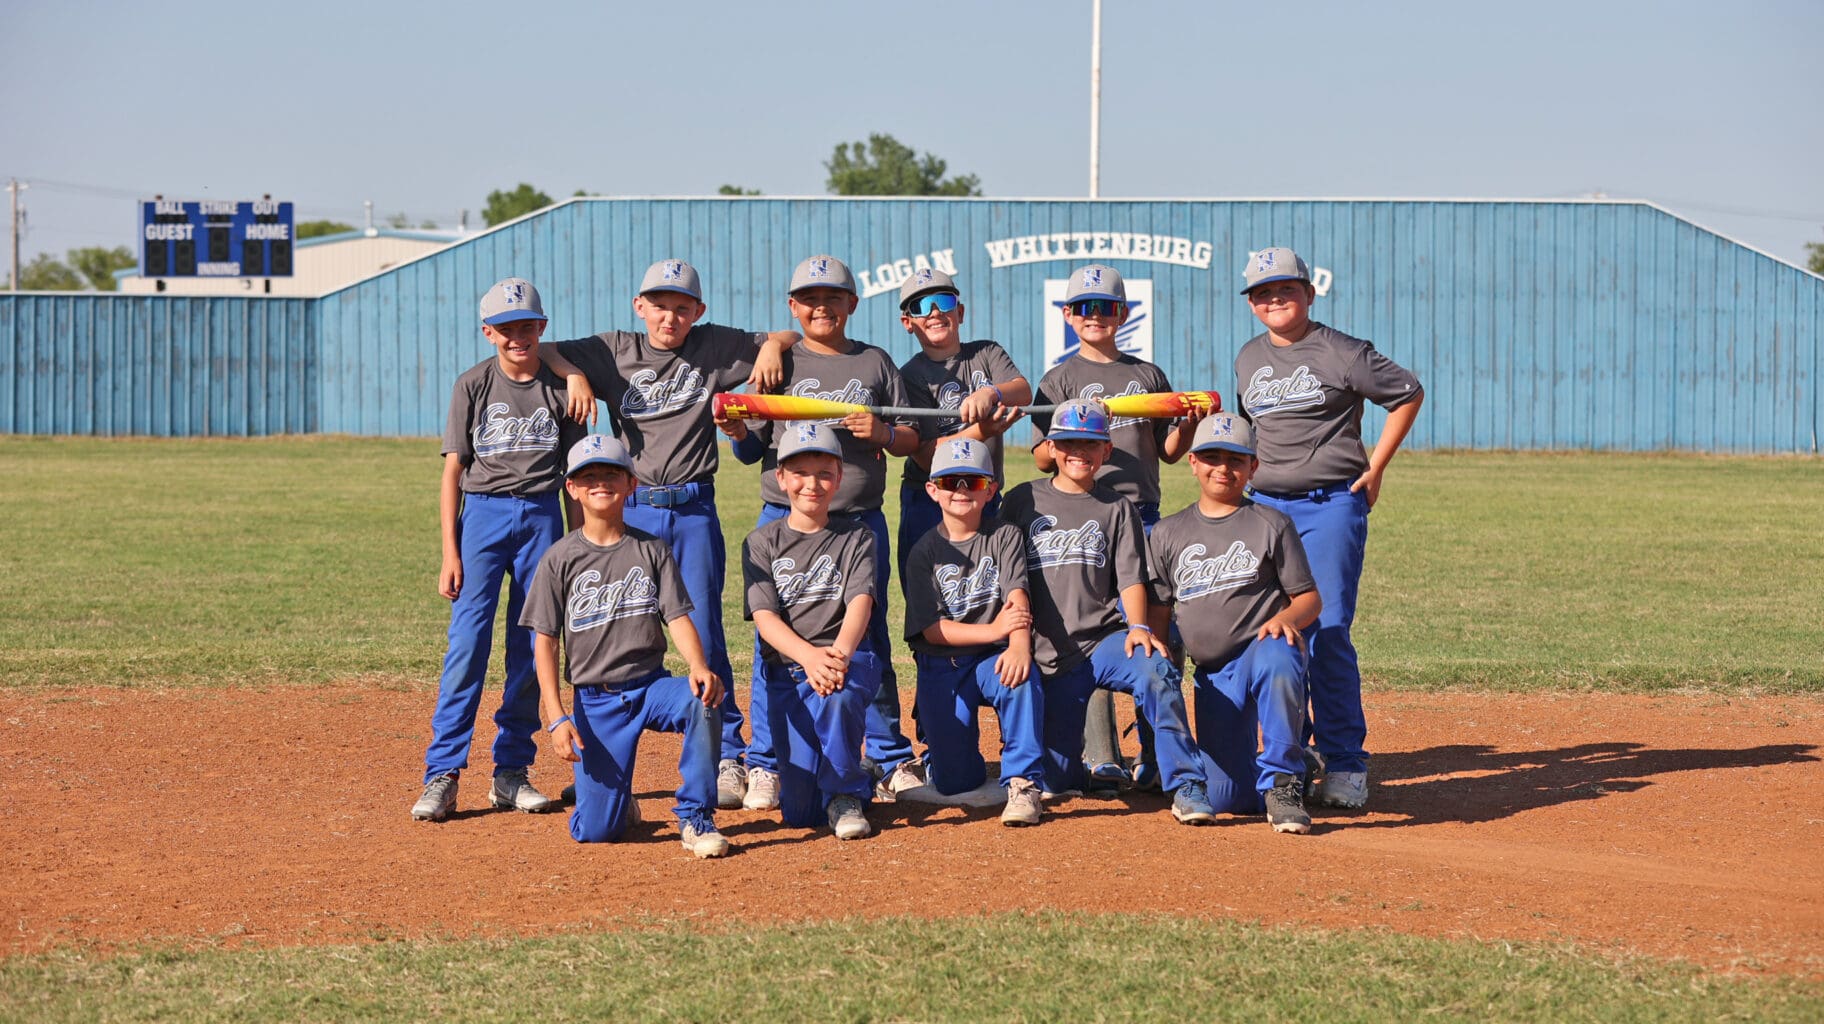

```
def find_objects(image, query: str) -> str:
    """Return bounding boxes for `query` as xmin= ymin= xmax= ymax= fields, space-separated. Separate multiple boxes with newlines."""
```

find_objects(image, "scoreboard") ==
xmin=140 ymin=199 xmax=294 ymax=278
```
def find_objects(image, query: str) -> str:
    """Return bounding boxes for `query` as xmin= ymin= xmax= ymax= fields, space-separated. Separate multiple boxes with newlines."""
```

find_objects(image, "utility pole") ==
xmin=6 ymin=178 xmax=24 ymax=290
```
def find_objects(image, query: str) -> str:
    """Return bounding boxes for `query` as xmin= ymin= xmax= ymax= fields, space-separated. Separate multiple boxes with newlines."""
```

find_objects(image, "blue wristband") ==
xmin=1127 ymin=624 xmax=1152 ymax=634
xmin=547 ymin=714 xmax=572 ymax=733
xmin=990 ymin=384 xmax=1005 ymax=403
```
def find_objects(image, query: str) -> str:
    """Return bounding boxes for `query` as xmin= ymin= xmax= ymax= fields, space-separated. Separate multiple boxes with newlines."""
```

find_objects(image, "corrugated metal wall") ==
xmin=1 ymin=294 xmax=314 ymax=435
xmin=6 ymin=198 xmax=1821 ymax=451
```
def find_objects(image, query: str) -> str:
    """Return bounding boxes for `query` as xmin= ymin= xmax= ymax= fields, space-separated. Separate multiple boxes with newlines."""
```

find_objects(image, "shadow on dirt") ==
xmin=1335 ymin=741 xmax=1819 ymax=827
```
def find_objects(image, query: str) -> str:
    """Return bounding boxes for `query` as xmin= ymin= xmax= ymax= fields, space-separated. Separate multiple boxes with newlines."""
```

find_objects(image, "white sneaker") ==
xmin=679 ymin=821 xmax=731 ymax=859
xmin=827 ymin=795 xmax=872 ymax=839
xmin=743 ymin=767 xmax=780 ymax=811
xmin=1000 ymin=777 xmax=1043 ymax=827
xmin=488 ymin=768 xmax=555 ymax=813
xmin=873 ymin=761 xmax=923 ymax=803
xmin=716 ymin=760 xmax=748 ymax=810
xmin=1316 ymin=770 xmax=1369 ymax=809
xmin=411 ymin=773 xmax=458 ymax=821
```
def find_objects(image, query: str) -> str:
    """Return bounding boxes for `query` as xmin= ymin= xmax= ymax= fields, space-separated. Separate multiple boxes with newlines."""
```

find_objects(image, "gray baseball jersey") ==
xmin=899 ymin=340 xmax=1023 ymax=488
xmin=1146 ymin=501 xmax=1317 ymax=671
xmin=754 ymin=342 xmax=913 ymax=513
xmin=554 ymin=324 xmax=768 ymax=487
xmin=441 ymin=358 xmax=585 ymax=496
xmin=1028 ymin=354 xmax=1175 ymax=505
xmin=999 ymin=478 xmax=1148 ymax=676
xmin=902 ymin=518 xmax=1029 ymax=658
xmin=519 ymin=528 xmax=695 ymax=688
xmin=742 ymin=516 xmax=877 ymax=664
xmin=1233 ymin=323 xmax=1423 ymax=494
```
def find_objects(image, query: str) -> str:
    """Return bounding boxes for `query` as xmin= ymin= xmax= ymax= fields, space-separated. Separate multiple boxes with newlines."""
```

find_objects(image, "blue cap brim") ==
xmin=1047 ymin=429 xmax=1111 ymax=442
xmin=640 ymin=285 xmax=701 ymax=300
xmin=1193 ymin=441 xmax=1256 ymax=456
xmin=1240 ymin=274 xmax=1308 ymax=295
xmin=929 ymin=466 xmax=993 ymax=479
xmin=483 ymin=310 xmax=549 ymax=325
xmin=1066 ymin=291 xmax=1126 ymax=303
xmin=567 ymin=456 xmax=632 ymax=477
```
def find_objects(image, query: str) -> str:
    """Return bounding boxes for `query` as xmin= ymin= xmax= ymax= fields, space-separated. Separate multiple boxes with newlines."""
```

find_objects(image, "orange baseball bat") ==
xmin=712 ymin=390 xmax=1220 ymax=421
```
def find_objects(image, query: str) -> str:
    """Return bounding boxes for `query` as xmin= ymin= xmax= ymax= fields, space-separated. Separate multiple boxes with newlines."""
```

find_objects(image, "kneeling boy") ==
xmin=903 ymin=439 xmax=1045 ymax=826
xmin=1147 ymin=414 xmax=1321 ymax=834
xmin=742 ymin=423 xmax=883 ymax=840
xmin=522 ymin=435 xmax=730 ymax=857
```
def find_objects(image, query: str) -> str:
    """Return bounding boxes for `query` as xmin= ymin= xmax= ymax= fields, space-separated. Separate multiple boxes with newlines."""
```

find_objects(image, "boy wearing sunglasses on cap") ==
xmin=902 ymin=439 xmax=1046 ymax=826
xmin=1146 ymin=413 xmax=1320 ymax=834
xmin=1029 ymin=265 xmax=1207 ymax=792
xmin=1001 ymin=400 xmax=1216 ymax=824
xmin=894 ymin=269 xmax=1031 ymax=585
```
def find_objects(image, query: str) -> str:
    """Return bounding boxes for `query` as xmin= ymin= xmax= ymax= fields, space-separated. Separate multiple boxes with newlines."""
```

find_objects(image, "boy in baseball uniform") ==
xmin=894 ymin=268 xmax=1030 ymax=583
xmin=742 ymin=422 xmax=883 ymax=840
xmin=540 ymin=260 xmax=799 ymax=811
xmin=1234 ymin=247 xmax=1423 ymax=810
xmin=1028 ymin=265 xmax=1207 ymax=790
xmin=521 ymin=435 xmax=730 ymax=857
xmin=903 ymin=438 xmax=1045 ymax=827
xmin=413 ymin=278 xmax=586 ymax=822
xmin=1000 ymin=400 xmax=1217 ymax=824
xmin=729 ymin=256 xmax=921 ymax=813
xmin=1147 ymin=413 xmax=1321 ymax=834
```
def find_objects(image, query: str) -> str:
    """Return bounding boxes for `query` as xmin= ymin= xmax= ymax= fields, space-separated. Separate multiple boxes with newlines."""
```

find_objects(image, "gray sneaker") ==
xmin=679 ymin=820 xmax=731 ymax=859
xmin=873 ymin=761 xmax=923 ymax=803
xmin=827 ymin=794 xmax=871 ymax=839
xmin=1316 ymin=770 xmax=1369 ymax=809
xmin=1265 ymin=773 xmax=1312 ymax=834
xmin=742 ymin=767 xmax=780 ymax=811
xmin=411 ymin=773 xmax=459 ymax=821
xmin=716 ymin=760 xmax=748 ymax=810
xmin=488 ymin=768 xmax=555 ymax=813
xmin=1000 ymin=777 xmax=1043 ymax=827
xmin=1170 ymin=780 xmax=1216 ymax=825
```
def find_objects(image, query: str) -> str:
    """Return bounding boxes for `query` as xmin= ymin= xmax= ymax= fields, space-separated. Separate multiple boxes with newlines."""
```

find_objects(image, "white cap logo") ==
xmin=795 ymin=423 xmax=819 ymax=444
xmin=662 ymin=260 xmax=683 ymax=281
xmin=502 ymin=282 xmax=526 ymax=304
xmin=1253 ymin=252 xmax=1277 ymax=272
xmin=947 ymin=439 xmax=973 ymax=460
xmin=808 ymin=258 xmax=831 ymax=279
xmin=1081 ymin=268 xmax=1102 ymax=287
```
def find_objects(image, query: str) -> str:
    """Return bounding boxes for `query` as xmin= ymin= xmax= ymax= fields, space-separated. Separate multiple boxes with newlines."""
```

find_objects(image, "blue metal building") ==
xmin=4 ymin=197 xmax=1819 ymax=452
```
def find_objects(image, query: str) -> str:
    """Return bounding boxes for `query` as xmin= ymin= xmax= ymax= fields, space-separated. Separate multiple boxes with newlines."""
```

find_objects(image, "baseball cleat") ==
xmin=873 ymin=761 xmax=923 ymax=803
xmin=1315 ymin=770 xmax=1369 ymax=809
xmin=488 ymin=768 xmax=555 ymax=813
xmin=742 ymin=767 xmax=781 ymax=811
xmin=827 ymin=795 xmax=872 ymax=839
xmin=1000 ymin=777 xmax=1043 ymax=827
xmin=1170 ymin=780 xmax=1216 ymax=825
xmin=1265 ymin=773 xmax=1312 ymax=834
xmin=412 ymin=772 xmax=459 ymax=821
xmin=716 ymin=759 xmax=748 ymax=810
xmin=679 ymin=820 xmax=731 ymax=859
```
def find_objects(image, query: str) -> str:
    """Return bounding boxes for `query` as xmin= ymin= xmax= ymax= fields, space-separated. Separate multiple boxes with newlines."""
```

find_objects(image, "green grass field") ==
xmin=3 ymin=914 xmax=1820 ymax=1023
xmin=1 ymin=437 xmax=1819 ymax=692
xmin=3 ymin=437 xmax=1821 ymax=1019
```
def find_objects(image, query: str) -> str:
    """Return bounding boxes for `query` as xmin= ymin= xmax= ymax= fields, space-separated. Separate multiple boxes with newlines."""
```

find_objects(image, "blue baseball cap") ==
xmin=638 ymin=259 xmax=702 ymax=300
xmin=777 ymin=421 xmax=843 ymax=462
xmin=1063 ymin=264 xmax=1126 ymax=304
xmin=566 ymin=434 xmax=633 ymax=477
xmin=480 ymin=278 xmax=547 ymax=325
xmin=1190 ymin=413 xmax=1256 ymax=457
xmin=788 ymin=255 xmax=858 ymax=295
xmin=1241 ymin=247 xmax=1312 ymax=294
xmin=1047 ymin=399 xmax=1112 ymax=442
xmin=929 ymin=437 xmax=994 ymax=478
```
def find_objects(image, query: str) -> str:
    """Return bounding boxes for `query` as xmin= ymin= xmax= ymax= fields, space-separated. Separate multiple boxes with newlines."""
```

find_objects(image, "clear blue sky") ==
xmin=5 ymin=0 xmax=1820 ymax=273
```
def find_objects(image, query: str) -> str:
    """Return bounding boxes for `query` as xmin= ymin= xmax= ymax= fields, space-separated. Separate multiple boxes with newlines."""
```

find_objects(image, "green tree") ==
xmin=1807 ymin=235 xmax=1824 ymax=275
xmin=824 ymin=133 xmax=981 ymax=197
xmin=718 ymin=184 xmax=762 ymax=196
xmin=296 ymin=220 xmax=355 ymax=240
xmin=483 ymin=183 xmax=554 ymax=226
xmin=386 ymin=212 xmax=411 ymax=229
xmin=18 ymin=254 xmax=84 ymax=291
xmin=67 ymin=246 xmax=137 ymax=291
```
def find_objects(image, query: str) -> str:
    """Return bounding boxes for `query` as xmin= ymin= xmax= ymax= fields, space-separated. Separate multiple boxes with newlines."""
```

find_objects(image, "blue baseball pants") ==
xmin=424 ymin=491 xmax=563 ymax=784
xmin=565 ymin=671 xmax=721 ymax=843
xmin=1250 ymin=484 xmax=1370 ymax=773
xmin=1041 ymin=630 xmax=1206 ymax=796
xmin=760 ymin=649 xmax=883 ymax=828
xmin=914 ymin=651 xmax=1044 ymax=795
xmin=1192 ymin=636 xmax=1309 ymax=814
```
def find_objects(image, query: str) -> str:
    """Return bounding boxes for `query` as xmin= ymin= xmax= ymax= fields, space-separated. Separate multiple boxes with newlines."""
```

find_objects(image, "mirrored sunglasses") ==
xmin=932 ymin=475 xmax=993 ymax=493
xmin=1068 ymin=299 xmax=1125 ymax=318
xmin=903 ymin=292 xmax=961 ymax=317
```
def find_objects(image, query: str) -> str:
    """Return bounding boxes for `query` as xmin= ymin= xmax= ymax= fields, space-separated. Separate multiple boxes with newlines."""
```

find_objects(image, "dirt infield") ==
xmin=3 ymin=687 xmax=1820 ymax=975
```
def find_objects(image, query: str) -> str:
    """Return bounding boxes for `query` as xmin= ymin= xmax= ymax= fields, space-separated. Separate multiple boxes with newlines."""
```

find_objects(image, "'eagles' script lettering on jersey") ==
xmin=772 ymin=555 xmax=845 ymax=607
xmin=1079 ymin=381 xmax=1145 ymax=430
xmin=474 ymin=403 xmax=561 ymax=456
xmin=935 ymin=557 xmax=1002 ymax=618
xmin=1243 ymin=365 xmax=1325 ymax=415
xmin=936 ymin=370 xmax=993 ymax=411
xmin=789 ymin=378 xmax=874 ymax=424
xmin=567 ymin=567 xmax=660 ymax=631
xmin=1174 ymin=541 xmax=1260 ymax=599
xmin=1026 ymin=516 xmax=1108 ymax=569
xmin=621 ymin=364 xmax=708 ymax=419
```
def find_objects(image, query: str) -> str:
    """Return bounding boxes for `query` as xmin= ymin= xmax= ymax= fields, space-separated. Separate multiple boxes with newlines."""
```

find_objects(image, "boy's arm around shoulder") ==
xmin=536 ymin=345 xmax=598 ymax=427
